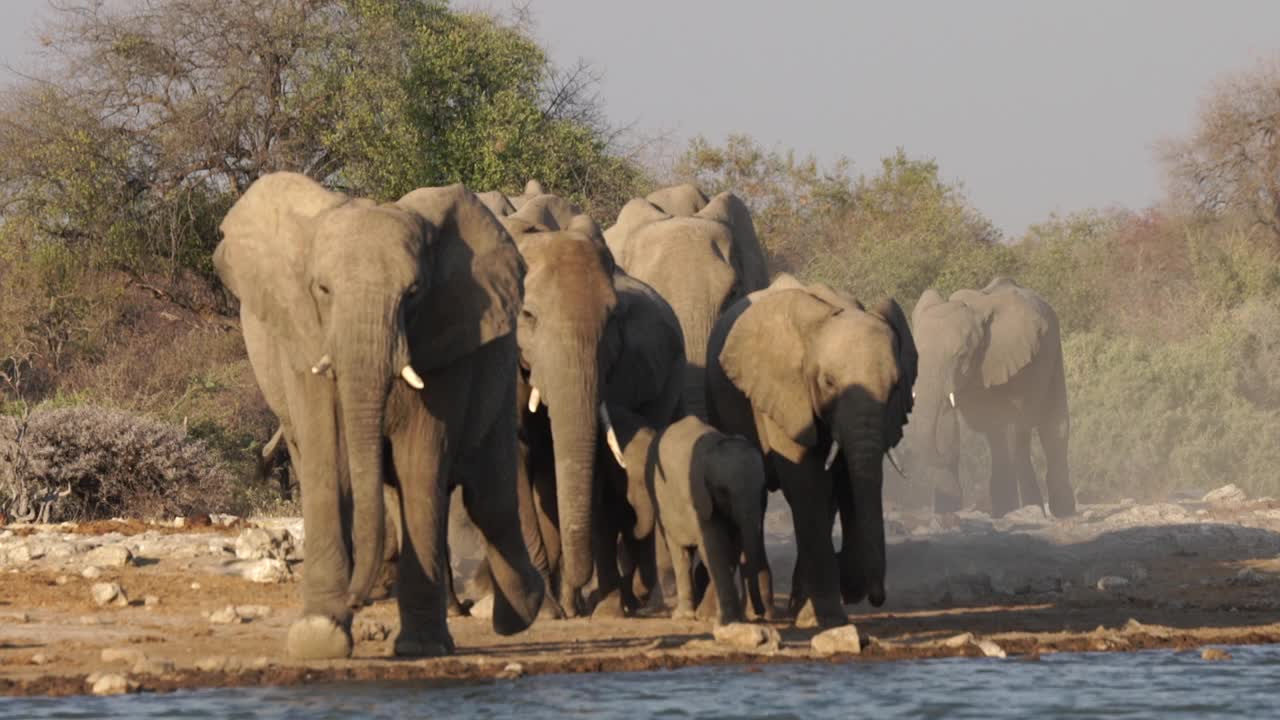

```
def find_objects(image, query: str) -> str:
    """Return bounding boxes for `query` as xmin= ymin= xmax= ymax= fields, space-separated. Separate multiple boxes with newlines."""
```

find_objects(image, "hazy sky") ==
xmin=4 ymin=1 xmax=1279 ymax=236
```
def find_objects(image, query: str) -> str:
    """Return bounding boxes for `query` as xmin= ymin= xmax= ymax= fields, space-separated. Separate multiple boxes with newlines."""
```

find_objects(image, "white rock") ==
xmin=234 ymin=528 xmax=291 ymax=561
xmin=90 ymin=674 xmax=133 ymax=696
xmin=101 ymin=647 xmax=146 ymax=665
xmin=241 ymin=558 xmax=290 ymax=583
xmin=85 ymin=545 xmax=132 ymax=568
xmin=498 ymin=662 xmax=525 ymax=679
xmin=46 ymin=543 xmax=76 ymax=559
xmin=173 ymin=516 xmax=186 ymax=529
xmin=713 ymin=622 xmax=781 ymax=652
xmin=974 ymin=638 xmax=1007 ymax=658
xmin=55 ymin=575 xmax=70 ymax=586
xmin=195 ymin=655 xmax=239 ymax=672
xmin=355 ymin=619 xmax=392 ymax=642
xmin=190 ymin=582 xmax=201 ymax=590
xmin=1203 ymin=484 xmax=1247 ymax=505
xmin=30 ymin=653 xmax=50 ymax=665
xmin=941 ymin=632 xmax=975 ymax=648
xmin=81 ymin=566 xmax=102 ymax=579
xmin=7 ymin=545 xmax=32 ymax=564
xmin=209 ymin=605 xmax=243 ymax=624
xmin=235 ymin=604 xmax=271 ymax=620
xmin=811 ymin=625 xmax=862 ymax=656
xmin=1000 ymin=505 xmax=1050 ymax=524
xmin=91 ymin=582 xmax=127 ymax=607
xmin=1096 ymin=576 xmax=1130 ymax=591
xmin=144 ymin=595 xmax=161 ymax=607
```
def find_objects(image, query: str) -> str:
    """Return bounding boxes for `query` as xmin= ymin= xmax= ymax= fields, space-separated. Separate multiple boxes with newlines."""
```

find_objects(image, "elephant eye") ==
xmin=315 ymin=282 xmax=331 ymax=296
xmin=520 ymin=307 xmax=537 ymax=326
xmin=405 ymin=283 xmax=420 ymax=299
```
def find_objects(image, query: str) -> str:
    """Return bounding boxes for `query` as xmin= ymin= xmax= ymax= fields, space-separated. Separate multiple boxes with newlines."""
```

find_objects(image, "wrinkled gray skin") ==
xmin=214 ymin=173 xmax=543 ymax=659
xmin=606 ymin=185 xmax=769 ymax=421
xmin=501 ymin=202 xmax=685 ymax=619
xmin=629 ymin=417 xmax=767 ymax=625
xmin=707 ymin=274 xmax=917 ymax=628
xmin=906 ymin=277 xmax=1075 ymax=518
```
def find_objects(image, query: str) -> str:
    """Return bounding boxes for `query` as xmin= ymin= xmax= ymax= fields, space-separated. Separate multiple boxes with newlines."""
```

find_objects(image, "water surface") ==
xmin=5 ymin=644 xmax=1275 ymax=719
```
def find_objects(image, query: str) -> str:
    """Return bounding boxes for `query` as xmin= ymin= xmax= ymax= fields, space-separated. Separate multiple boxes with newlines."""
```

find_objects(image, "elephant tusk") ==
xmin=311 ymin=354 xmax=332 ymax=375
xmin=598 ymin=403 xmax=627 ymax=469
xmin=528 ymin=387 xmax=541 ymax=413
xmin=401 ymin=365 xmax=425 ymax=390
xmin=886 ymin=448 xmax=907 ymax=479
xmin=912 ymin=390 xmax=917 ymax=400
xmin=824 ymin=441 xmax=840 ymax=471
xmin=948 ymin=392 xmax=956 ymax=408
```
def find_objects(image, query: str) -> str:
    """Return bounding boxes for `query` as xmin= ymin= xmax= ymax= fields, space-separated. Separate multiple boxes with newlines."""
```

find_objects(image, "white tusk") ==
xmin=824 ymin=441 xmax=840 ymax=471
xmin=528 ymin=387 xmax=541 ymax=413
xmin=598 ymin=403 xmax=627 ymax=469
xmin=912 ymin=390 xmax=917 ymax=400
xmin=948 ymin=392 xmax=956 ymax=408
xmin=886 ymin=447 xmax=907 ymax=479
xmin=401 ymin=365 xmax=425 ymax=390
xmin=311 ymin=354 xmax=332 ymax=375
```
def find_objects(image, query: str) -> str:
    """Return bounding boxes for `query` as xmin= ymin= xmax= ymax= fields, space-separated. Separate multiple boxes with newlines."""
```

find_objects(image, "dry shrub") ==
xmin=1 ymin=405 xmax=239 ymax=522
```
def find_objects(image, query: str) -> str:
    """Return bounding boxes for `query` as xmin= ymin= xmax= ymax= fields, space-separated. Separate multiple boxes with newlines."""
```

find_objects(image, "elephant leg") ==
xmin=590 ymin=498 xmax=627 ymax=619
xmin=284 ymin=380 xmax=356 ymax=660
xmin=459 ymin=415 xmax=546 ymax=636
xmin=777 ymin=459 xmax=846 ymax=628
xmin=443 ymin=538 xmax=471 ymax=617
xmin=388 ymin=410 xmax=454 ymax=658
xmin=1039 ymin=406 xmax=1075 ymax=518
xmin=1011 ymin=427 xmax=1044 ymax=512
xmin=514 ymin=437 xmax=563 ymax=620
xmin=653 ymin=524 xmax=676 ymax=608
xmin=933 ymin=465 xmax=964 ymax=514
xmin=785 ymin=551 xmax=806 ymax=618
xmin=985 ymin=427 xmax=1019 ymax=518
xmin=698 ymin=520 xmax=745 ymax=626
xmin=669 ymin=538 xmax=697 ymax=620
xmin=832 ymin=468 xmax=866 ymax=605
xmin=616 ymin=536 xmax=639 ymax=611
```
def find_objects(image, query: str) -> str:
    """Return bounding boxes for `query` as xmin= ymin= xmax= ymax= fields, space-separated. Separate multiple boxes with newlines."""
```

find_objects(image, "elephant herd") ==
xmin=214 ymin=174 xmax=1078 ymax=661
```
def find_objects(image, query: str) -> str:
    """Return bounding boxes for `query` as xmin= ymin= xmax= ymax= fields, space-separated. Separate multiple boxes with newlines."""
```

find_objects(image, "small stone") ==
xmin=30 ymin=653 xmax=50 ymax=666
xmin=248 ymin=657 xmax=270 ymax=670
xmin=190 ymin=582 xmax=201 ymax=590
xmin=55 ymin=575 xmax=70 ymax=586
xmin=497 ymin=662 xmax=525 ymax=679
xmin=173 ymin=516 xmax=186 ymax=529
xmin=1231 ymin=568 xmax=1266 ymax=586
xmin=234 ymin=604 xmax=271 ymax=620
xmin=101 ymin=647 xmax=147 ymax=665
xmin=713 ymin=623 xmax=781 ymax=653
xmin=241 ymin=558 xmax=290 ymax=583
xmin=811 ymin=626 xmax=862 ymax=656
xmin=8 ymin=545 xmax=32 ymax=564
xmin=1201 ymin=647 xmax=1232 ymax=661
xmin=195 ymin=656 xmax=236 ymax=672
xmin=1203 ymin=484 xmax=1247 ymax=506
xmin=469 ymin=594 xmax=495 ymax=620
xmin=85 ymin=545 xmax=132 ymax=568
xmin=1096 ymin=576 xmax=1130 ymax=591
xmin=91 ymin=582 xmax=127 ymax=607
xmin=974 ymin=638 xmax=1007 ymax=658
xmin=209 ymin=605 xmax=243 ymax=624
xmin=144 ymin=595 xmax=161 ymax=607
xmin=91 ymin=673 xmax=133 ymax=696
xmin=81 ymin=566 xmax=102 ymax=580
xmin=941 ymin=632 xmax=975 ymax=648
xmin=132 ymin=658 xmax=176 ymax=675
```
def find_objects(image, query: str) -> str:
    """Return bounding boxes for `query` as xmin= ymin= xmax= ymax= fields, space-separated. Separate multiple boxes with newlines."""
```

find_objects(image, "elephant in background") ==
xmin=707 ymin=274 xmax=916 ymax=628
xmin=606 ymin=185 xmax=769 ymax=420
xmin=214 ymin=173 xmax=542 ymax=659
xmin=907 ymin=277 xmax=1075 ymax=518
xmin=500 ymin=199 xmax=686 ymax=619
xmin=626 ymin=416 xmax=767 ymax=625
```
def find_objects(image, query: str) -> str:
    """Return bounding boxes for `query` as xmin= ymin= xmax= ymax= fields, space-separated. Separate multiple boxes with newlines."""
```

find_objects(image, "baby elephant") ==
xmin=631 ymin=416 xmax=767 ymax=625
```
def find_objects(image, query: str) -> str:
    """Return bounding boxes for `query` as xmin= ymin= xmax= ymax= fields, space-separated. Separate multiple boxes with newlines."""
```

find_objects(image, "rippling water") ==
xmin=6 ymin=645 xmax=1278 ymax=719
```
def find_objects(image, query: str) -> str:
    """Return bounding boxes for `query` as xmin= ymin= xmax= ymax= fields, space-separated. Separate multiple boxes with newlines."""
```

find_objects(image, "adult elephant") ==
xmin=907 ymin=277 xmax=1075 ymax=518
xmin=606 ymin=186 xmax=769 ymax=420
xmin=214 ymin=172 xmax=543 ymax=659
xmin=706 ymin=274 xmax=916 ymax=628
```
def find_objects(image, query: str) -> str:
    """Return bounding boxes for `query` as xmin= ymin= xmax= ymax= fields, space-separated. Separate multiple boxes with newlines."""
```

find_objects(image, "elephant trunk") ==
xmin=841 ymin=416 xmax=887 ymax=608
xmin=679 ymin=308 xmax=717 ymax=420
xmin=545 ymin=345 xmax=601 ymax=591
xmin=333 ymin=300 xmax=396 ymax=610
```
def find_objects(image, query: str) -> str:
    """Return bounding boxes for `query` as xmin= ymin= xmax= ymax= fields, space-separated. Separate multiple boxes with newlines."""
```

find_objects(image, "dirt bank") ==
xmin=3 ymin=489 xmax=1280 ymax=698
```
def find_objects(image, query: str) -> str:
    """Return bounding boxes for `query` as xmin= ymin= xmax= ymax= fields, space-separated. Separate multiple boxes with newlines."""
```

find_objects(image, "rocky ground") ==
xmin=3 ymin=484 xmax=1280 ymax=697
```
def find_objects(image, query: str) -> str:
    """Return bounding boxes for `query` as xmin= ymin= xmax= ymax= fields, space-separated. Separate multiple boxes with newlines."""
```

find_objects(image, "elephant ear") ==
xmin=953 ymin=283 xmax=1046 ymax=388
xmin=509 ymin=179 xmax=547 ymax=210
xmin=658 ymin=419 xmax=714 ymax=521
xmin=605 ymin=273 xmax=685 ymax=417
xmin=214 ymin=172 xmax=348 ymax=371
xmin=719 ymin=289 xmax=832 ymax=463
xmin=912 ymin=288 xmax=946 ymax=326
xmin=513 ymin=194 xmax=582 ymax=232
xmin=395 ymin=185 xmax=526 ymax=372
xmin=697 ymin=192 xmax=769 ymax=293
xmin=645 ymin=183 xmax=709 ymax=217
xmin=868 ymin=298 xmax=918 ymax=451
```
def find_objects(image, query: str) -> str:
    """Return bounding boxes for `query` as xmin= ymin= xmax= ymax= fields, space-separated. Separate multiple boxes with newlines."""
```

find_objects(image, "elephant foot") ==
xmin=287 ymin=615 xmax=353 ymax=660
xmin=933 ymin=488 xmax=962 ymax=515
xmin=393 ymin=630 xmax=455 ymax=658
xmin=537 ymin=593 xmax=566 ymax=620
xmin=590 ymin=591 xmax=628 ymax=620
xmin=559 ymin=587 xmax=584 ymax=618
xmin=695 ymin=592 xmax=719 ymax=622
xmin=672 ymin=607 xmax=697 ymax=621
xmin=1048 ymin=485 xmax=1077 ymax=519
xmin=745 ymin=600 xmax=780 ymax=622
xmin=447 ymin=599 xmax=473 ymax=618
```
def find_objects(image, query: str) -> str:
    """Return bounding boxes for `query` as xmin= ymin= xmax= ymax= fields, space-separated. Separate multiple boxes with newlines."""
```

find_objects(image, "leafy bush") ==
xmin=1 ymin=405 xmax=240 ymax=522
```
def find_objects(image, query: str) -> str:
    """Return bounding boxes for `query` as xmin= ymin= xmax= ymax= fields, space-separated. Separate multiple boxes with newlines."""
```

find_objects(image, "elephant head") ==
xmin=215 ymin=173 xmax=523 ymax=612
xmin=717 ymin=282 xmax=916 ymax=607
xmin=644 ymin=183 xmax=709 ymax=217
xmin=908 ymin=278 xmax=1047 ymax=481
